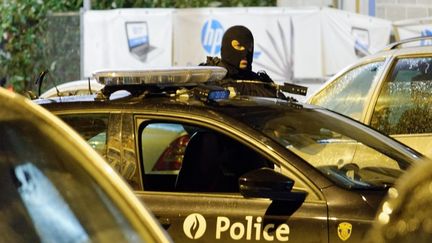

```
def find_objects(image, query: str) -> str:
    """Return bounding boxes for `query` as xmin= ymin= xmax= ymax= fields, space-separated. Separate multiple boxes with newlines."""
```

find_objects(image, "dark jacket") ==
xmin=200 ymin=56 xmax=284 ymax=98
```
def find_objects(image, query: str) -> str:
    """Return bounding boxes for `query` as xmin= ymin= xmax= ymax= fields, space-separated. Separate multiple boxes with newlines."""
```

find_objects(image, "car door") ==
xmin=367 ymin=56 xmax=432 ymax=158
xmin=134 ymin=117 xmax=329 ymax=243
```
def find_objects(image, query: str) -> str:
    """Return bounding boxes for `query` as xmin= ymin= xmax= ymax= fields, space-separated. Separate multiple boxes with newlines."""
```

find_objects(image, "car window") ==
xmin=60 ymin=114 xmax=109 ymax=157
xmin=310 ymin=61 xmax=385 ymax=120
xmin=139 ymin=122 xmax=274 ymax=193
xmin=264 ymin=117 xmax=403 ymax=189
xmin=230 ymin=107 xmax=411 ymax=190
xmin=60 ymin=113 xmax=141 ymax=190
xmin=141 ymin=123 xmax=189 ymax=174
xmin=371 ymin=57 xmax=432 ymax=135
xmin=0 ymin=119 xmax=142 ymax=243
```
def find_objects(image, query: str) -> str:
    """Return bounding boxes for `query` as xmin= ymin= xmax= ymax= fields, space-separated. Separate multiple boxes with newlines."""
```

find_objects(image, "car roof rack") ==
xmin=382 ymin=36 xmax=432 ymax=51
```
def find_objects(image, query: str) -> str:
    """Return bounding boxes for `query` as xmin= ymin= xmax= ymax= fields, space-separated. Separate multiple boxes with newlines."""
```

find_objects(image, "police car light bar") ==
xmin=93 ymin=66 xmax=227 ymax=86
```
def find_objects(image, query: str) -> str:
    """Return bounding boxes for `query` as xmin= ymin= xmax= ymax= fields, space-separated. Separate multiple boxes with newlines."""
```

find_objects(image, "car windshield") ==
xmin=0 ymin=119 xmax=143 ymax=243
xmin=230 ymin=103 xmax=415 ymax=190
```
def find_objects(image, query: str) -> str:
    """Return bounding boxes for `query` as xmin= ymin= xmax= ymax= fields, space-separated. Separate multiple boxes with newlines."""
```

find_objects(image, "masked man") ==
xmin=200 ymin=25 xmax=284 ymax=98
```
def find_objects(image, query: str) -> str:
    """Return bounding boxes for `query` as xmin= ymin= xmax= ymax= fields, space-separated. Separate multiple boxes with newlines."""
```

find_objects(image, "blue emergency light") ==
xmin=194 ymin=85 xmax=230 ymax=102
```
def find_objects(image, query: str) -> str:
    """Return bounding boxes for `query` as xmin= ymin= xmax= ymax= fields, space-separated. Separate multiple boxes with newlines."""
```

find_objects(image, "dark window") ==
xmin=139 ymin=122 xmax=271 ymax=192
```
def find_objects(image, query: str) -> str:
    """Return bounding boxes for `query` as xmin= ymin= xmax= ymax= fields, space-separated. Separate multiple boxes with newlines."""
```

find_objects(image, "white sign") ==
xmin=82 ymin=9 xmax=173 ymax=78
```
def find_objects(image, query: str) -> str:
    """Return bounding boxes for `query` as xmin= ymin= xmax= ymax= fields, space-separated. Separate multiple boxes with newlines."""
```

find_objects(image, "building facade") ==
xmin=278 ymin=0 xmax=432 ymax=21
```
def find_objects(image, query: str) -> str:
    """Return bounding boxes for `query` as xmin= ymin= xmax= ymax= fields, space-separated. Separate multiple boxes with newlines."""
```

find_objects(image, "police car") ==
xmin=0 ymin=88 xmax=171 ymax=242
xmin=35 ymin=66 xmax=427 ymax=242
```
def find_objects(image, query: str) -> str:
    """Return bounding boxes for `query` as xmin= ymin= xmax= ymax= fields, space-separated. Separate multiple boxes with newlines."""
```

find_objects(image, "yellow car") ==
xmin=309 ymin=36 xmax=432 ymax=158
xmin=0 ymin=87 xmax=171 ymax=242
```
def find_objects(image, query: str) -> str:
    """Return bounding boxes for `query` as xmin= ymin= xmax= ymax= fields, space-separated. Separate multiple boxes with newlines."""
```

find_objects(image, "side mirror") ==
xmin=239 ymin=168 xmax=307 ymax=202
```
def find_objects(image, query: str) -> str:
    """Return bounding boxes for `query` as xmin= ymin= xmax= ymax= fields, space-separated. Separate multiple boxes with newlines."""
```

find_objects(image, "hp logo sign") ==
xmin=201 ymin=19 xmax=224 ymax=55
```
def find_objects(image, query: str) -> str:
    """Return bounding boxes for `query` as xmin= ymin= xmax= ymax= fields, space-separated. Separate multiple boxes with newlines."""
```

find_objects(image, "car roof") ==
xmin=0 ymin=87 xmax=171 ymax=242
xmin=341 ymin=44 xmax=432 ymax=69
xmin=368 ymin=37 xmax=432 ymax=59
xmin=35 ymin=88 xmax=312 ymax=113
xmin=371 ymin=45 xmax=432 ymax=58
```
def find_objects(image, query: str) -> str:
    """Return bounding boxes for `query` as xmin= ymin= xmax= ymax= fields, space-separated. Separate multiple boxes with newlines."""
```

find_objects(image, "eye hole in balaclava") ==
xmin=221 ymin=25 xmax=254 ymax=71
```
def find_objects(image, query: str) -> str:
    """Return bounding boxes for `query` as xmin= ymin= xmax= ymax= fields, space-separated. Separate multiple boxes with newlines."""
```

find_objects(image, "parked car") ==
xmin=363 ymin=150 xmax=432 ymax=243
xmin=35 ymin=66 xmax=428 ymax=242
xmin=40 ymin=79 xmax=104 ymax=98
xmin=308 ymin=36 xmax=432 ymax=158
xmin=0 ymin=87 xmax=171 ymax=242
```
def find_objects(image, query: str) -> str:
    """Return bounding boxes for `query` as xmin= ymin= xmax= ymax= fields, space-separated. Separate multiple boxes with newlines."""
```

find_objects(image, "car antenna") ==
xmin=35 ymin=70 xmax=62 ymax=97
xmin=54 ymin=81 xmax=61 ymax=97
xmin=35 ymin=70 xmax=49 ymax=97
xmin=87 ymin=77 xmax=93 ymax=94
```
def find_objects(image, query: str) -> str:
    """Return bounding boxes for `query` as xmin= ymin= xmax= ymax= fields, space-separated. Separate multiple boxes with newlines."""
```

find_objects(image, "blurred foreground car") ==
xmin=0 ymin=88 xmax=171 ymax=242
xmin=35 ymin=67 xmax=427 ymax=242
xmin=308 ymin=36 xmax=432 ymax=158
xmin=364 ymin=153 xmax=432 ymax=243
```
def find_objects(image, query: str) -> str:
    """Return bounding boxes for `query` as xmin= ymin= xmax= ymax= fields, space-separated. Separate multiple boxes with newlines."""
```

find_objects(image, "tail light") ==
xmin=153 ymin=134 xmax=190 ymax=171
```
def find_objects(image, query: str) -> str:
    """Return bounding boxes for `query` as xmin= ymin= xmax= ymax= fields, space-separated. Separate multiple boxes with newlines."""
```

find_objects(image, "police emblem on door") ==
xmin=183 ymin=213 xmax=207 ymax=239
xmin=337 ymin=222 xmax=352 ymax=241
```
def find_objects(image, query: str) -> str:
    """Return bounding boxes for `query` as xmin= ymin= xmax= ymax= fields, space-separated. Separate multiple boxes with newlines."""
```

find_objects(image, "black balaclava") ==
xmin=221 ymin=25 xmax=254 ymax=72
